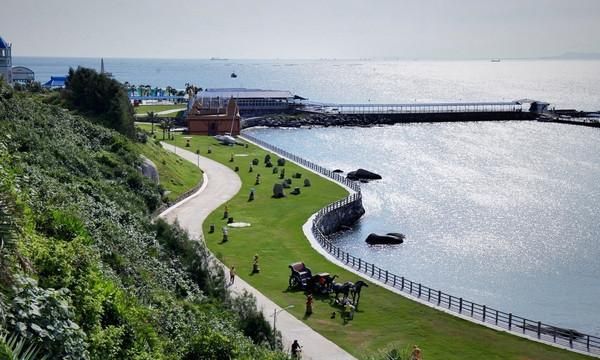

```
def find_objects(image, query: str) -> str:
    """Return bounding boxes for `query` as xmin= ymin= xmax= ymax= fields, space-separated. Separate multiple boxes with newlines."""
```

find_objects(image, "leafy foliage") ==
xmin=0 ymin=92 xmax=285 ymax=359
xmin=0 ymin=331 xmax=48 ymax=360
xmin=7 ymin=276 xmax=89 ymax=360
xmin=63 ymin=67 xmax=136 ymax=138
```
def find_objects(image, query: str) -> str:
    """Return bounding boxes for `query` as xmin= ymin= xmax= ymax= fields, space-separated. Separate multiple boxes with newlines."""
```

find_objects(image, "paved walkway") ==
xmin=159 ymin=143 xmax=355 ymax=360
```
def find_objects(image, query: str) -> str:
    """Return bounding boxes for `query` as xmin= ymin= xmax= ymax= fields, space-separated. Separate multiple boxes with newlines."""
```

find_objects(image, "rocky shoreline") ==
xmin=241 ymin=111 xmax=538 ymax=129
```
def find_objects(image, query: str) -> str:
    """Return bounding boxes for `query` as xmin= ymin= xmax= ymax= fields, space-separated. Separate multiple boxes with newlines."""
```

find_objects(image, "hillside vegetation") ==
xmin=0 ymin=80 xmax=284 ymax=359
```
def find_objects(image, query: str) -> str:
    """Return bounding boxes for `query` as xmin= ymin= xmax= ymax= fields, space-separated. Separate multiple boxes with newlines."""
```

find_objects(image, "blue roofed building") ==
xmin=0 ymin=36 xmax=13 ymax=84
xmin=43 ymin=76 xmax=67 ymax=89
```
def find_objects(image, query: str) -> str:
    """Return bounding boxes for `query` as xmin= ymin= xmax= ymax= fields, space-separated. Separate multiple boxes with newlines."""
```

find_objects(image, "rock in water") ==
xmin=365 ymin=233 xmax=404 ymax=245
xmin=347 ymin=168 xmax=382 ymax=181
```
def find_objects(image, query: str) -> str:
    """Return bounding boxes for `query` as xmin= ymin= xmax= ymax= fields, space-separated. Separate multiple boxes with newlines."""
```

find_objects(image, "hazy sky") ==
xmin=2 ymin=0 xmax=600 ymax=59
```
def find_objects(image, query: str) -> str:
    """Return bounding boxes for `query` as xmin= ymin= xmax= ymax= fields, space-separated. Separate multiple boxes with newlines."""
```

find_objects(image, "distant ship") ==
xmin=210 ymin=57 xmax=228 ymax=61
xmin=491 ymin=59 xmax=501 ymax=62
xmin=230 ymin=72 xmax=238 ymax=78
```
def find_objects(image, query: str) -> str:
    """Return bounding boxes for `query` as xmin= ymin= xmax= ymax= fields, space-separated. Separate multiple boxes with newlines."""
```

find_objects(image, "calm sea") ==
xmin=15 ymin=57 xmax=600 ymax=334
xmin=13 ymin=56 xmax=600 ymax=110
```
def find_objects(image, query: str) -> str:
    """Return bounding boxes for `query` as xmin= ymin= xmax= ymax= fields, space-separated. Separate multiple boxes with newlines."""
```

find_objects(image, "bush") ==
xmin=7 ymin=275 xmax=89 ymax=360
xmin=63 ymin=67 xmax=135 ymax=138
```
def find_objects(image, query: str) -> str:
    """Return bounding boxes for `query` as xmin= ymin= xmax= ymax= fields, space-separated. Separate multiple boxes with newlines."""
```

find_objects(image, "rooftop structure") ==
xmin=43 ymin=76 xmax=67 ymax=89
xmin=11 ymin=66 xmax=35 ymax=83
xmin=194 ymin=88 xmax=295 ymax=113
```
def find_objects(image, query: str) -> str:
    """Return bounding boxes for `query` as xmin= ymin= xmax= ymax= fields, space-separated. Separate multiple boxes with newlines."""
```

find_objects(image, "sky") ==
xmin=2 ymin=0 xmax=600 ymax=59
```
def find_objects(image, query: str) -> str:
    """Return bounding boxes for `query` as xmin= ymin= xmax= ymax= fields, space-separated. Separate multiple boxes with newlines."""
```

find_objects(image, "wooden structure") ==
xmin=186 ymin=97 xmax=240 ymax=135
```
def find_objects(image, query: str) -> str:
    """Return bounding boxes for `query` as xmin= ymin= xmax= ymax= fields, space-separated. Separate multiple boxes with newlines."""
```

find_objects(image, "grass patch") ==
xmin=134 ymin=104 xmax=186 ymax=114
xmin=133 ymin=131 xmax=202 ymax=201
xmin=164 ymin=134 xmax=590 ymax=360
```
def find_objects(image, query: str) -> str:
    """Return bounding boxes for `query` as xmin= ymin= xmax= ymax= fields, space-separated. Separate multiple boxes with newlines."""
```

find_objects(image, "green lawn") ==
xmin=163 ymin=134 xmax=590 ymax=360
xmin=133 ymin=129 xmax=202 ymax=201
xmin=134 ymin=104 xmax=187 ymax=114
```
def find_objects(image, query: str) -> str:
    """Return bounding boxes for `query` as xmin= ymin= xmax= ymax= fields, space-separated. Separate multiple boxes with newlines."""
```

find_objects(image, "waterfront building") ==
xmin=0 ymin=36 xmax=13 ymax=84
xmin=193 ymin=88 xmax=295 ymax=114
xmin=186 ymin=97 xmax=241 ymax=135
xmin=11 ymin=66 xmax=35 ymax=83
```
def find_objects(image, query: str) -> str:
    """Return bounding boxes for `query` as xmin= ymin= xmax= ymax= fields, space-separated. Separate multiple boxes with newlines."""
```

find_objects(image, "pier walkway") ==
xmin=300 ymin=101 xmax=523 ymax=115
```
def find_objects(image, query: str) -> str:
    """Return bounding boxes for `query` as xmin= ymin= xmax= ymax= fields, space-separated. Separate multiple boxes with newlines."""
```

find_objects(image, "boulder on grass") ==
xmin=273 ymin=183 xmax=285 ymax=198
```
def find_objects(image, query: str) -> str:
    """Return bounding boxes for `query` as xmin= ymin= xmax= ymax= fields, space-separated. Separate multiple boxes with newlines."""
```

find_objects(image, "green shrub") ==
xmin=7 ymin=275 xmax=89 ymax=360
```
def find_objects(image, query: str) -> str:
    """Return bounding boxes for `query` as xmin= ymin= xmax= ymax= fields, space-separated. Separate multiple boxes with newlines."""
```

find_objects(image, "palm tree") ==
xmin=158 ymin=118 xmax=175 ymax=140
xmin=147 ymin=111 xmax=156 ymax=134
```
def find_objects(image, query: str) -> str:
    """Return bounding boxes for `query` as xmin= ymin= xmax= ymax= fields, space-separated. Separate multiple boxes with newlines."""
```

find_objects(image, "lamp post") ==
xmin=272 ymin=305 xmax=294 ymax=349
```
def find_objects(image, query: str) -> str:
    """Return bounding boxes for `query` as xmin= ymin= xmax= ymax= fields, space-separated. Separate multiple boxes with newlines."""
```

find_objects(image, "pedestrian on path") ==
xmin=305 ymin=293 xmax=314 ymax=315
xmin=229 ymin=266 xmax=236 ymax=285
xmin=291 ymin=340 xmax=302 ymax=359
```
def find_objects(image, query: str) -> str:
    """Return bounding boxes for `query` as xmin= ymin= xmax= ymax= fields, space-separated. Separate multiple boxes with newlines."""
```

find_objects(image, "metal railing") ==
xmin=240 ymin=133 xmax=600 ymax=356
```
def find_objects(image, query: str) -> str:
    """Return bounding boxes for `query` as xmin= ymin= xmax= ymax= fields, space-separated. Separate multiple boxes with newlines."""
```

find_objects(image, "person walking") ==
xmin=291 ymin=339 xmax=302 ymax=359
xmin=229 ymin=266 xmax=236 ymax=285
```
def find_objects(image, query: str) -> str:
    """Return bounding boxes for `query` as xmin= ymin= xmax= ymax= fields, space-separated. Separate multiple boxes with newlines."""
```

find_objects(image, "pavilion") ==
xmin=186 ymin=97 xmax=241 ymax=136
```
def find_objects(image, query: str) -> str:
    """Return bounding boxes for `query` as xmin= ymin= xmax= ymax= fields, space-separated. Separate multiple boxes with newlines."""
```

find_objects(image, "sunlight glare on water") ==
xmin=247 ymin=122 xmax=600 ymax=335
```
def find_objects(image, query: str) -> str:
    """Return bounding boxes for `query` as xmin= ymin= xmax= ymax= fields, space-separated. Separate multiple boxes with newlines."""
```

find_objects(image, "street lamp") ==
xmin=272 ymin=305 xmax=294 ymax=348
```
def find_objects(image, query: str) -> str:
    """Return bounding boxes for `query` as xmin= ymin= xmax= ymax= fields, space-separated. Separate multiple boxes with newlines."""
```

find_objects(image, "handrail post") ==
xmin=508 ymin=313 xmax=512 ymax=330
xmin=495 ymin=310 xmax=498 ymax=325
xmin=401 ymin=277 xmax=405 ymax=290
xmin=428 ymin=288 xmax=431 ymax=301
xmin=569 ymin=330 xmax=573 ymax=348
xmin=385 ymin=270 xmax=388 ymax=283
xmin=459 ymin=298 xmax=463 ymax=313
xmin=470 ymin=302 xmax=474 ymax=316
xmin=437 ymin=290 xmax=441 ymax=305
xmin=522 ymin=318 xmax=526 ymax=334
xmin=483 ymin=305 xmax=486 ymax=322
xmin=418 ymin=283 xmax=422 ymax=297
xmin=537 ymin=321 xmax=541 ymax=339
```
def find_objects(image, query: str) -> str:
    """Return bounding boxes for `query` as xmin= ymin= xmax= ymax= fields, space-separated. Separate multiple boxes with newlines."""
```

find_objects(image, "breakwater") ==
xmin=241 ymin=111 xmax=538 ymax=129
xmin=240 ymin=131 xmax=600 ymax=357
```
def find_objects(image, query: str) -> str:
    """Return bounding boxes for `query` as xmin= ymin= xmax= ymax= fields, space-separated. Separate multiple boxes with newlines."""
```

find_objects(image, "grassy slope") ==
xmin=164 ymin=134 xmax=590 ymax=360
xmin=132 ymin=133 xmax=202 ymax=201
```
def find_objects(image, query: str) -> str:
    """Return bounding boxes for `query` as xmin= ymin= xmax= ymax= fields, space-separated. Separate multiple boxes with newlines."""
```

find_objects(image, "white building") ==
xmin=0 ymin=36 xmax=35 ymax=85
xmin=0 ymin=36 xmax=12 ymax=84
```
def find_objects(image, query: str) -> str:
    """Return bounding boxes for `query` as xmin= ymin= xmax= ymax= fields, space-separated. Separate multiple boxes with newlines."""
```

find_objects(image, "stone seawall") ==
xmin=316 ymin=196 xmax=365 ymax=236
xmin=242 ymin=111 xmax=538 ymax=129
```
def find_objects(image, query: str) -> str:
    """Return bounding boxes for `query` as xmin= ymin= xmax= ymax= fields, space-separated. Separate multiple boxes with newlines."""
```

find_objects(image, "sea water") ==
xmin=14 ymin=57 xmax=600 ymax=110
xmin=246 ymin=122 xmax=600 ymax=336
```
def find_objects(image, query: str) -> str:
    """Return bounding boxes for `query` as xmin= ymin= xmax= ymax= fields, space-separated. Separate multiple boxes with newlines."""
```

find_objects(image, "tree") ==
xmin=147 ymin=111 xmax=156 ymax=134
xmin=63 ymin=67 xmax=136 ymax=138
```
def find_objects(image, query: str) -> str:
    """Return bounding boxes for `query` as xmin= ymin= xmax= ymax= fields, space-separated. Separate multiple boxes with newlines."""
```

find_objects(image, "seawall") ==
xmin=316 ymin=195 xmax=365 ymax=236
xmin=242 ymin=111 xmax=538 ymax=129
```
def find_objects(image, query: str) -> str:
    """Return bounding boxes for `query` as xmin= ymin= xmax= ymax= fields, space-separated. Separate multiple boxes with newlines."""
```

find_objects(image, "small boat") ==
xmin=491 ymin=59 xmax=501 ymax=62
xmin=230 ymin=72 xmax=238 ymax=78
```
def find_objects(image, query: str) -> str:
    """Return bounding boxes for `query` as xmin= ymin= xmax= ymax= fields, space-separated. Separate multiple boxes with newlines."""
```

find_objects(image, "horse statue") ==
xmin=324 ymin=274 xmax=338 ymax=291
xmin=350 ymin=280 xmax=369 ymax=308
xmin=332 ymin=281 xmax=354 ymax=301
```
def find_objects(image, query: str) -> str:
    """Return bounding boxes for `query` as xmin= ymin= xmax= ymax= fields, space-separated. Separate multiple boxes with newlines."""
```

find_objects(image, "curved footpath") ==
xmin=158 ymin=143 xmax=355 ymax=360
